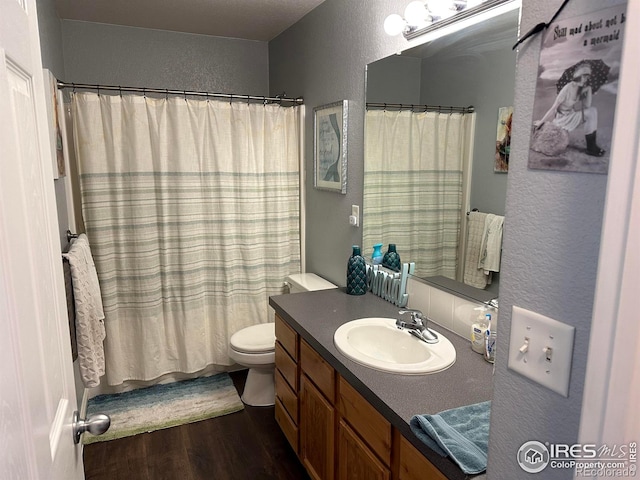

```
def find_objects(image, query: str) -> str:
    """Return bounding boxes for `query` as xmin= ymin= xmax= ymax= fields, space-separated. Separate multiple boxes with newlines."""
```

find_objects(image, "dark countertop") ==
xmin=269 ymin=288 xmax=494 ymax=480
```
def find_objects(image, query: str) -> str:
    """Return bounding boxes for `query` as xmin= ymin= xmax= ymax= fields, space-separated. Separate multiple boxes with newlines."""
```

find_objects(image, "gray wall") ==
xmin=269 ymin=0 xmax=409 ymax=287
xmin=366 ymin=55 xmax=422 ymax=104
xmin=61 ymin=20 xmax=269 ymax=94
xmin=487 ymin=0 xmax=623 ymax=478
xmin=36 ymin=0 xmax=71 ymax=250
xmin=36 ymin=0 xmax=65 ymax=78
xmin=271 ymin=0 xmax=617 ymax=478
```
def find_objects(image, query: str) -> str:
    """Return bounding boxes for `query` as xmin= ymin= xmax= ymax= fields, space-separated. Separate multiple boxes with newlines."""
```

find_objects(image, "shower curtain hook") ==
xmin=143 ymin=88 xmax=146 ymax=98
xmin=229 ymin=94 xmax=233 ymax=105
xmin=184 ymin=90 xmax=187 ymax=102
xmin=72 ymin=82 xmax=76 ymax=94
xmin=97 ymin=85 xmax=100 ymax=97
xmin=118 ymin=85 xmax=122 ymax=98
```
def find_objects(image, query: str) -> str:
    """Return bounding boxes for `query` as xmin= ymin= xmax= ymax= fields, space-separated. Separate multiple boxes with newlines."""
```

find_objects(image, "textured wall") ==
xmin=36 ymin=0 xmax=65 ymax=78
xmin=269 ymin=0 xmax=410 ymax=286
xmin=366 ymin=55 xmax=422 ymax=104
xmin=488 ymin=0 xmax=624 ymax=478
xmin=61 ymin=20 xmax=269 ymax=95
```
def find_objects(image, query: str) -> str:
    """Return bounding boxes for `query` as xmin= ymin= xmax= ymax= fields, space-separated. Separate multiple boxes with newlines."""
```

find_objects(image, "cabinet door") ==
xmin=300 ymin=374 xmax=335 ymax=480
xmin=338 ymin=420 xmax=390 ymax=480
xmin=398 ymin=435 xmax=447 ymax=480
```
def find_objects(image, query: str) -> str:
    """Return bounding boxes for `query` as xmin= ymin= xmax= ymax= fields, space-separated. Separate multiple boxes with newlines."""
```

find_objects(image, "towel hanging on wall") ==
xmin=62 ymin=234 xmax=106 ymax=388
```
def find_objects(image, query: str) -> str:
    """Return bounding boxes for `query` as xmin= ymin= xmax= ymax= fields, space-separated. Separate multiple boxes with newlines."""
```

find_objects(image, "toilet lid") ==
xmin=230 ymin=323 xmax=276 ymax=354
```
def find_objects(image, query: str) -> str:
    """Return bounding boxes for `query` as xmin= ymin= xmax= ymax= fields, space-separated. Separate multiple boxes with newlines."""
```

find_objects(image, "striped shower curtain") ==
xmin=363 ymin=109 xmax=474 ymax=280
xmin=73 ymin=93 xmax=300 ymax=385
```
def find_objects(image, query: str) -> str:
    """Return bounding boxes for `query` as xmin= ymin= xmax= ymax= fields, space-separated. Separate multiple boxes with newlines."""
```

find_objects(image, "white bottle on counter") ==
xmin=471 ymin=308 xmax=488 ymax=354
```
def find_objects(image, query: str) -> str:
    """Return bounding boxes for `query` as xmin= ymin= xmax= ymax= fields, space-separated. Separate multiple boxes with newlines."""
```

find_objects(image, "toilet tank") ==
xmin=285 ymin=273 xmax=337 ymax=293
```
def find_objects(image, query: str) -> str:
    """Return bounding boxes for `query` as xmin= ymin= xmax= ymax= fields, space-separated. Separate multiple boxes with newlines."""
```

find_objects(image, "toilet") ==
xmin=229 ymin=273 xmax=337 ymax=406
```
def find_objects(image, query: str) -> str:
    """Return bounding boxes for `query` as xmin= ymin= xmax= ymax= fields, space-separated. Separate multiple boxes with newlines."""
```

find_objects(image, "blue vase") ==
xmin=346 ymin=245 xmax=367 ymax=295
xmin=382 ymin=244 xmax=401 ymax=272
xmin=371 ymin=243 xmax=383 ymax=265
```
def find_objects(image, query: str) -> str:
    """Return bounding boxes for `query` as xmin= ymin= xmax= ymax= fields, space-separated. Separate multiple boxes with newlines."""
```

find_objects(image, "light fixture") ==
xmin=383 ymin=13 xmax=408 ymax=36
xmin=404 ymin=1 xmax=431 ymax=28
xmin=383 ymin=0 xmax=518 ymax=39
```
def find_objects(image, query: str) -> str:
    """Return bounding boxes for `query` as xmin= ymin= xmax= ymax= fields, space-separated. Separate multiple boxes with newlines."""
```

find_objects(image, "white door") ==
xmin=0 ymin=0 xmax=84 ymax=478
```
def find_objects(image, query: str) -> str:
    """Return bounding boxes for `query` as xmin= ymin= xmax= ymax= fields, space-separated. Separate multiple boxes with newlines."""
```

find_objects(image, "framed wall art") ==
xmin=314 ymin=100 xmax=348 ymax=193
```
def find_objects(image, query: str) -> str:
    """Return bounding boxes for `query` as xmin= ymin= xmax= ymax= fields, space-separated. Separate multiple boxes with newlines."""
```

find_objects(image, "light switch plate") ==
xmin=508 ymin=306 xmax=575 ymax=397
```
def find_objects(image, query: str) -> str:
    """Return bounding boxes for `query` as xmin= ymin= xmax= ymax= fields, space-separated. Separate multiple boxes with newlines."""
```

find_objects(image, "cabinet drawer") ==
xmin=275 ymin=396 xmax=299 ymax=454
xmin=275 ymin=368 xmax=298 ymax=423
xmin=275 ymin=341 xmax=298 ymax=391
xmin=338 ymin=376 xmax=391 ymax=466
xmin=275 ymin=314 xmax=298 ymax=361
xmin=300 ymin=339 xmax=335 ymax=402
xmin=398 ymin=435 xmax=447 ymax=480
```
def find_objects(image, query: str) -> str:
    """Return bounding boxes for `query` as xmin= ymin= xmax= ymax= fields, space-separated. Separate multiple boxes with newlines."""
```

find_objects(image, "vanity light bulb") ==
xmin=383 ymin=14 xmax=406 ymax=36
xmin=404 ymin=1 xmax=428 ymax=27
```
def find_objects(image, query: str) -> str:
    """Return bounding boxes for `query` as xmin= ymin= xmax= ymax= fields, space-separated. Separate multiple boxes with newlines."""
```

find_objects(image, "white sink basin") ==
xmin=334 ymin=317 xmax=456 ymax=374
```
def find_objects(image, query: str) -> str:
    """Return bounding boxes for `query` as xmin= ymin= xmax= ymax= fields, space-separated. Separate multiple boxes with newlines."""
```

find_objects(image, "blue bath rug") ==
xmin=84 ymin=373 xmax=244 ymax=444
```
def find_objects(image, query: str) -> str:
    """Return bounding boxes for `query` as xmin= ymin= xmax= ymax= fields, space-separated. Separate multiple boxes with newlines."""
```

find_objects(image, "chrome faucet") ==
xmin=396 ymin=309 xmax=439 ymax=344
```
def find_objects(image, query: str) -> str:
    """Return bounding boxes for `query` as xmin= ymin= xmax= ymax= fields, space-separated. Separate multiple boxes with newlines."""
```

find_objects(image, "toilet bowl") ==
xmin=228 ymin=273 xmax=337 ymax=407
xmin=229 ymin=323 xmax=276 ymax=406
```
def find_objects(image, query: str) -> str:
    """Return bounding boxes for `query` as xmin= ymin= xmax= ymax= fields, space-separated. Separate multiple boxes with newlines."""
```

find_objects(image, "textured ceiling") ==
xmin=55 ymin=0 xmax=326 ymax=41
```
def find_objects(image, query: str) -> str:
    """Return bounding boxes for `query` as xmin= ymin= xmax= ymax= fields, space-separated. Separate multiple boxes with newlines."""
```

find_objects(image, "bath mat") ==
xmin=83 ymin=373 xmax=244 ymax=444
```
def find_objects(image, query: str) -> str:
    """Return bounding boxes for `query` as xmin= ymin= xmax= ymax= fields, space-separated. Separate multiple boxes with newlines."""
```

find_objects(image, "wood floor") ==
xmin=83 ymin=370 xmax=309 ymax=480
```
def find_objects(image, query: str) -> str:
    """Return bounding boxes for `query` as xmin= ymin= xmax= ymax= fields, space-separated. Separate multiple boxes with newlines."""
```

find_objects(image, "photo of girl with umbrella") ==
xmin=534 ymin=59 xmax=609 ymax=157
xmin=527 ymin=3 xmax=626 ymax=174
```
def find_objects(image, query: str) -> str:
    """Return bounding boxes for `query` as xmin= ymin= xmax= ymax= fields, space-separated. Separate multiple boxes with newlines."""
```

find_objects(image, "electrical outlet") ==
xmin=508 ymin=306 xmax=575 ymax=397
xmin=350 ymin=205 xmax=360 ymax=227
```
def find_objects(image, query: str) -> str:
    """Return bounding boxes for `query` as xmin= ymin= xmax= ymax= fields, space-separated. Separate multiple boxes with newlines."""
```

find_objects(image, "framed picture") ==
xmin=495 ymin=106 xmax=513 ymax=173
xmin=43 ymin=69 xmax=67 ymax=178
xmin=528 ymin=4 xmax=626 ymax=174
xmin=314 ymin=100 xmax=348 ymax=193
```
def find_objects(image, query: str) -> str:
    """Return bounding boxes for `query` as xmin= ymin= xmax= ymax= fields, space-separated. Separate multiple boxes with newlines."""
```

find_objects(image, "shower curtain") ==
xmin=363 ymin=109 xmax=474 ymax=279
xmin=72 ymin=92 xmax=301 ymax=385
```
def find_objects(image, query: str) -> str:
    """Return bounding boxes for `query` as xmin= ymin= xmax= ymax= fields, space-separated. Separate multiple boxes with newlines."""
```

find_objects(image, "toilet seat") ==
xmin=230 ymin=323 xmax=275 ymax=354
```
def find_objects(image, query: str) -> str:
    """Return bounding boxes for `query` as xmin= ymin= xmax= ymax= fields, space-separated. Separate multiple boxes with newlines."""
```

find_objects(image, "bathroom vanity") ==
xmin=269 ymin=288 xmax=494 ymax=480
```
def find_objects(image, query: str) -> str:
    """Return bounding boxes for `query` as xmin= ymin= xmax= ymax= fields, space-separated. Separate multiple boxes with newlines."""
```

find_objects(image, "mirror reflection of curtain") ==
xmin=72 ymin=93 xmax=301 ymax=385
xmin=363 ymin=109 xmax=474 ymax=279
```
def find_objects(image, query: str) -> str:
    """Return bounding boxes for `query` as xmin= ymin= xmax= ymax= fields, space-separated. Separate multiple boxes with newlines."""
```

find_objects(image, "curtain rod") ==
xmin=56 ymin=81 xmax=304 ymax=106
xmin=366 ymin=103 xmax=474 ymax=114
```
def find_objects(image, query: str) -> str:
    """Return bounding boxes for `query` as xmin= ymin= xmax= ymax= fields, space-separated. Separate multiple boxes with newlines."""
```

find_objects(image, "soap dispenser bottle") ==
xmin=382 ymin=244 xmax=401 ymax=271
xmin=346 ymin=245 xmax=367 ymax=295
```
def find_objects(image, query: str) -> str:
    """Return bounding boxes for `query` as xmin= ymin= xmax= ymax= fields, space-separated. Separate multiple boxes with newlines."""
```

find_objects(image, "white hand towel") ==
xmin=464 ymin=212 xmax=490 ymax=289
xmin=478 ymin=215 xmax=504 ymax=274
xmin=62 ymin=234 xmax=106 ymax=388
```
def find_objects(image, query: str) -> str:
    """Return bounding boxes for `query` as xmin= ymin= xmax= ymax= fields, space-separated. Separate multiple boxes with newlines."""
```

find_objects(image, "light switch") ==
xmin=508 ymin=306 xmax=575 ymax=397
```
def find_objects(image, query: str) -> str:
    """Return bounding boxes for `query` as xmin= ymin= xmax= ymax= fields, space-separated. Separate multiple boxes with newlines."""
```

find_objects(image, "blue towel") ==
xmin=410 ymin=401 xmax=491 ymax=475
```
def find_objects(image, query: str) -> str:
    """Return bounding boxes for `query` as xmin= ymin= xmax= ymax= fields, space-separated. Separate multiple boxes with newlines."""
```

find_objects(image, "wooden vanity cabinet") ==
xmin=274 ymin=314 xmax=299 ymax=453
xmin=300 ymin=338 xmax=336 ymax=480
xmin=274 ymin=313 xmax=449 ymax=480
xmin=398 ymin=435 xmax=448 ymax=480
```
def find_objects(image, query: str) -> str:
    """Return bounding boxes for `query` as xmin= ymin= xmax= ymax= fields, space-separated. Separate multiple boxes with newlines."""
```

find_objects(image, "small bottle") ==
xmin=382 ymin=244 xmax=401 ymax=271
xmin=371 ymin=243 xmax=383 ymax=265
xmin=470 ymin=308 xmax=487 ymax=354
xmin=484 ymin=313 xmax=496 ymax=364
xmin=346 ymin=245 xmax=367 ymax=295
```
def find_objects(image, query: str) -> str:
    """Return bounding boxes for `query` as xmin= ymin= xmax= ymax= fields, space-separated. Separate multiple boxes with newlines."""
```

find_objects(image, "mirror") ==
xmin=363 ymin=7 xmax=519 ymax=301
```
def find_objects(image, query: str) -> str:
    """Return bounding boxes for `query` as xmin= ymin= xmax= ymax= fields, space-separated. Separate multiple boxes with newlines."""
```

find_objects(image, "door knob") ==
xmin=72 ymin=410 xmax=111 ymax=444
